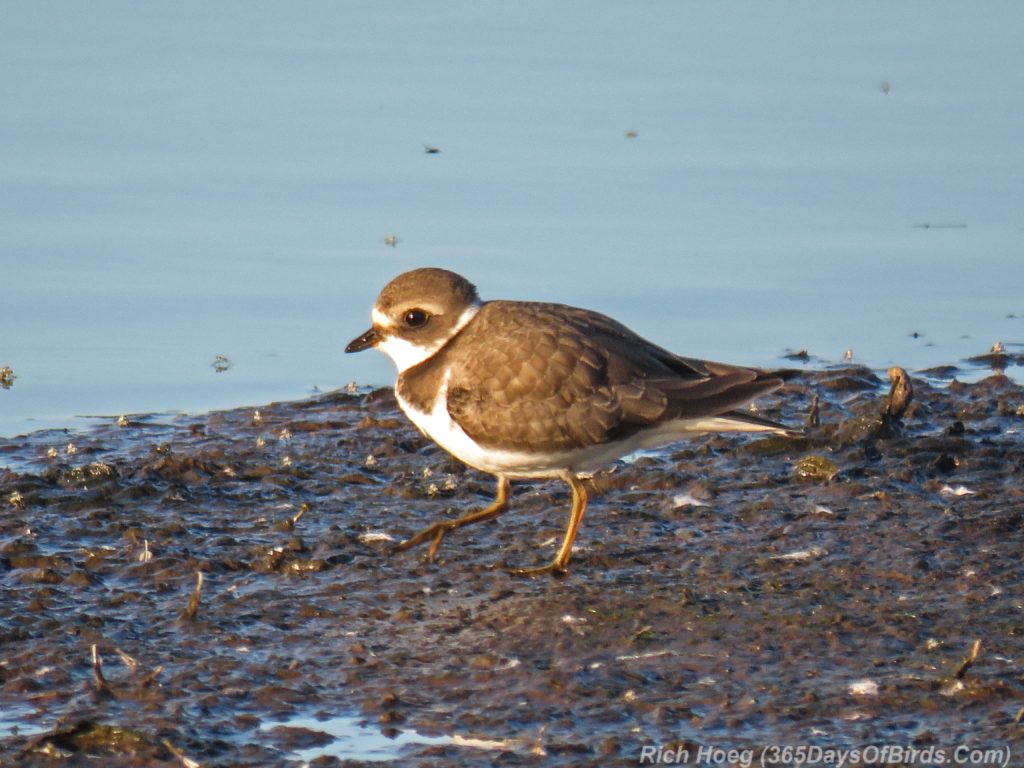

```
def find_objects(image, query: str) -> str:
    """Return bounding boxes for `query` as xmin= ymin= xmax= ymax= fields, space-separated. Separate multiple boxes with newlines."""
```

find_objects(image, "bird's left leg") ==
xmin=392 ymin=476 xmax=511 ymax=562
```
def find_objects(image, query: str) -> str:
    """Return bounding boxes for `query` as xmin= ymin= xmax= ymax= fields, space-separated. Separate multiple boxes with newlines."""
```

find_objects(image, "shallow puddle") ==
xmin=0 ymin=703 xmax=48 ymax=741
xmin=260 ymin=713 xmax=454 ymax=763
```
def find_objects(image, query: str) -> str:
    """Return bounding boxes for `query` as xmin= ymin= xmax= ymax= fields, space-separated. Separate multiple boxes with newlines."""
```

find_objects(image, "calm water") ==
xmin=2 ymin=2 xmax=1022 ymax=437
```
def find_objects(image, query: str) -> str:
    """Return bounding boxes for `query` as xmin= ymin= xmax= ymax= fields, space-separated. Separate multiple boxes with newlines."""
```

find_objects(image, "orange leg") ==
xmin=392 ymin=477 xmax=510 ymax=562
xmin=509 ymin=474 xmax=588 ymax=577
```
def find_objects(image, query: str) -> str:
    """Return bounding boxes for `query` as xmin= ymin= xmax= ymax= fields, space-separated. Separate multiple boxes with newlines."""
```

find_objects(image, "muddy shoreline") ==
xmin=1 ymin=363 xmax=1022 ymax=766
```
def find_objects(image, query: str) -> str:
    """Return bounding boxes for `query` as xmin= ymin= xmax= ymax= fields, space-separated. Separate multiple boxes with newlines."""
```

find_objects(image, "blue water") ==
xmin=2 ymin=2 xmax=1022 ymax=437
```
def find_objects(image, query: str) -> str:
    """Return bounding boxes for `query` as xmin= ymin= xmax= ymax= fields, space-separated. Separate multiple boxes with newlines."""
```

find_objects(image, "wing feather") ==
xmin=442 ymin=301 xmax=786 ymax=453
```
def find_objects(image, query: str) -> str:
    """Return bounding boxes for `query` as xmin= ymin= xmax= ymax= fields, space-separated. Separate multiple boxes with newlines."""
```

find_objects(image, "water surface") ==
xmin=2 ymin=2 xmax=1022 ymax=436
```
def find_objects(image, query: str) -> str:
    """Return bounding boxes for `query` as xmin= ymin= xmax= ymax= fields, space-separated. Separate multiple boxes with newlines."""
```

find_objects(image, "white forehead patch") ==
xmin=371 ymin=307 xmax=394 ymax=329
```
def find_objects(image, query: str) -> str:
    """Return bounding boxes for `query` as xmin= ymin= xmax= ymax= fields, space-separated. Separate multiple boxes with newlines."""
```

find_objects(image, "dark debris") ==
xmin=2 ymin=369 xmax=1023 ymax=765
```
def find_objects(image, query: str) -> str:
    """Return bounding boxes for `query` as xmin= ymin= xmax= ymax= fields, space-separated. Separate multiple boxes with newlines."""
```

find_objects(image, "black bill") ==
xmin=346 ymin=327 xmax=381 ymax=353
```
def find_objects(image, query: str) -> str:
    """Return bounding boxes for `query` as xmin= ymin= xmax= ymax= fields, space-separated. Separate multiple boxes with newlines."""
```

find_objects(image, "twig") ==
xmin=274 ymin=501 xmax=312 ymax=532
xmin=630 ymin=625 xmax=654 ymax=644
xmin=806 ymin=393 xmax=820 ymax=428
xmin=138 ymin=664 xmax=164 ymax=688
xmin=292 ymin=502 xmax=311 ymax=527
xmin=114 ymin=647 xmax=138 ymax=673
xmin=954 ymin=639 xmax=982 ymax=680
xmin=178 ymin=571 xmax=204 ymax=622
xmin=91 ymin=644 xmax=112 ymax=697
xmin=162 ymin=738 xmax=203 ymax=768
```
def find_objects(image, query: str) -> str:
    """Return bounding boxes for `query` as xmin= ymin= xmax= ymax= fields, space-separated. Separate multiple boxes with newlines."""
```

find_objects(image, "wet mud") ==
xmin=1 ymin=361 xmax=1023 ymax=766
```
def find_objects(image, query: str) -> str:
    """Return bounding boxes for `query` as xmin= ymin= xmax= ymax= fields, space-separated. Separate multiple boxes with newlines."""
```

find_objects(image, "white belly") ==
xmin=393 ymin=370 xmax=752 ymax=479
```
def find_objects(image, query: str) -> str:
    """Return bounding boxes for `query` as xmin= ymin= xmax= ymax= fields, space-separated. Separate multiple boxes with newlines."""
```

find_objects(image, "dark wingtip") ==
xmin=721 ymin=410 xmax=802 ymax=436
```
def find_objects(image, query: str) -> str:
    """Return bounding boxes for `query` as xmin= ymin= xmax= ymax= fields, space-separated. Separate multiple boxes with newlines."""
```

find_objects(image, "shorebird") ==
xmin=347 ymin=268 xmax=797 ymax=574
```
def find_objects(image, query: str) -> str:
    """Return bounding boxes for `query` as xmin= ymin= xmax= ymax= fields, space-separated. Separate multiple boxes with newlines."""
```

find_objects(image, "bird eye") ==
xmin=403 ymin=309 xmax=429 ymax=328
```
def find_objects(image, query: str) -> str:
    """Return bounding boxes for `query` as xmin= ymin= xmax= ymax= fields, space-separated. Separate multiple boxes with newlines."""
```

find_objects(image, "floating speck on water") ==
xmin=359 ymin=531 xmax=395 ymax=543
xmin=848 ymin=679 xmax=879 ymax=697
xmin=672 ymin=491 xmax=710 ymax=508
xmin=940 ymin=484 xmax=976 ymax=497
xmin=0 ymin=365 xmax=15 ymax=389
xmin=771 ymin=546 xmax=828 ymax=562
xmin=940 ymin=680 xmax=965 ymax=697
xmin=616 ymin=650 xmax=674 ymax=662
xmin=383 ymin=234 xmax=400 ymax=247
xmin=211 ymin=354 xmax=232 ymax=373
xmin=117 ymin=414 xmax=129 ymax=427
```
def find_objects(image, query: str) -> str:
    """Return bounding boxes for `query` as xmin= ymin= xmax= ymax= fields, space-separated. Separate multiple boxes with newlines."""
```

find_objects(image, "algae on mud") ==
xmin=1 ymin=364 xmax=1023 ymax=766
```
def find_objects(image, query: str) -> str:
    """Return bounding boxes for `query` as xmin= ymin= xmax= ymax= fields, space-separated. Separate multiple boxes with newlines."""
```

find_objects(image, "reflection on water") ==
xmin=261 ymin=713 xmax=540 ymax=763
xmin=261 ymin=714 xmax=451 ymax=763
xmin=0 ymin=703 xmax=48 ymax=740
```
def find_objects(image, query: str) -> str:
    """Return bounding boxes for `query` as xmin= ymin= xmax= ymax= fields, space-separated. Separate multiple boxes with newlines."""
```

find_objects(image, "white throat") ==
xmin=375 ymin=301 xmax=481 ymax=373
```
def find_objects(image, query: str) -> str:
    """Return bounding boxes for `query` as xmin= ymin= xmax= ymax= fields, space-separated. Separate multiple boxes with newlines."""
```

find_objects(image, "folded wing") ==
xmin=445 ymin=302 xmax=788 ymax=453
